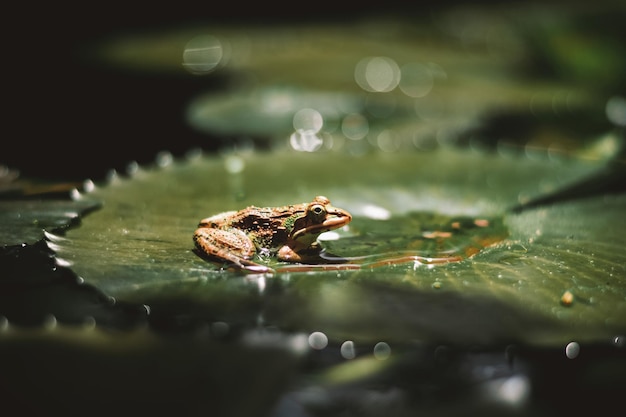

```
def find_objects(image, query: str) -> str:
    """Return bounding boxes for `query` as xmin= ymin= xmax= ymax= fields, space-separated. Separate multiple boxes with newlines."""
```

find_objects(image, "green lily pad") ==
xmin=51 ymin=146 xmax=625 ymax=346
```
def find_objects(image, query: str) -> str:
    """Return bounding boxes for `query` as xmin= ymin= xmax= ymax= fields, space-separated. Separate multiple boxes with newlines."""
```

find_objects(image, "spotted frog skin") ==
xmin=193 ymin=196 xmax=352 ymax=272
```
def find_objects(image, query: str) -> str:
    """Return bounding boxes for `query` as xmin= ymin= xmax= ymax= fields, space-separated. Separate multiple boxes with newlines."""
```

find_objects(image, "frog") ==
xmin=193 ymin=196 xmax=352 ymax=272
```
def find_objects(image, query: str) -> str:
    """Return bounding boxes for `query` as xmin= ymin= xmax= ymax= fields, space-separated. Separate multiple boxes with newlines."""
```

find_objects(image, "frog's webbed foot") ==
xmin=193 ymin=247 xmax=274 ymax=274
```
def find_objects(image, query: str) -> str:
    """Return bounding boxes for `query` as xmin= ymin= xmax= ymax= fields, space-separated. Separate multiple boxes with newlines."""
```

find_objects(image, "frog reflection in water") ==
xmin=193 ymin=196 xmax=352 ymax=272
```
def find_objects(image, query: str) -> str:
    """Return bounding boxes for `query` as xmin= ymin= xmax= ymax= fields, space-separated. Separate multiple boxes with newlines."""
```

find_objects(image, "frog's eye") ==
xmin=309 ymin=204 xmax=326 ymax=220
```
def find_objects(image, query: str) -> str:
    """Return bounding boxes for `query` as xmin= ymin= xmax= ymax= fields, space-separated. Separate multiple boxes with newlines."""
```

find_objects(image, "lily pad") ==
xmin=50 ymin=146 xmax=625 ymax=346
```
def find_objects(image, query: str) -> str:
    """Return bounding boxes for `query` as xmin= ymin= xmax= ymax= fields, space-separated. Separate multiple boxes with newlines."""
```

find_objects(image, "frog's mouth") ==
xmin=292 ymin=210 xmax=352 ymax=240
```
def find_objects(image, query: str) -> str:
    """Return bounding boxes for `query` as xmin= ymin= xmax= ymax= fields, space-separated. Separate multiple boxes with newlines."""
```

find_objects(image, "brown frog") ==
xmin=193 ymin=196 xmax=352 ymax=272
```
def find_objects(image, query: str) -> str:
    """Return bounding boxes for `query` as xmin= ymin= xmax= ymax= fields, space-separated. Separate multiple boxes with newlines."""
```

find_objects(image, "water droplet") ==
xmin=70 ymin=188 xmax=81 ymax=200
xmin=126 ymin=161 xmax=139 ymax=176
xmin=341 ymin=340 xmax=356 ymax=359
xmin=565 ymin=341 xmax=580 ymax=359
xmin=82 ymin=179 xmax=95 ymax=193
xmin=43 ymin=314 xmax=57 ymax=330
xmin=308 ymin=331 xmax=328 ymax=350
xmin=155 ymin=151 xmax=173 ymax=168
xmin=373 ymin=342 xmax=391 ymax=360
xmin=105 ymin=169 xmax=119 ymax=184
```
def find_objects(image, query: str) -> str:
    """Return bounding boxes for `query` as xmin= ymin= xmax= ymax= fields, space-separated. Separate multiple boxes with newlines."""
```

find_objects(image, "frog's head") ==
xmin=290 ymin=196 xmax=352 ymax=243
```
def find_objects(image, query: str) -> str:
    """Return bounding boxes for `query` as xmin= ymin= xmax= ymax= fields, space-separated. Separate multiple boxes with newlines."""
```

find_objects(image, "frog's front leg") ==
xmin=277 ymin=242 xmax=322 ymax=263
xmin=194 ymin=227 xmax=268 ymax=272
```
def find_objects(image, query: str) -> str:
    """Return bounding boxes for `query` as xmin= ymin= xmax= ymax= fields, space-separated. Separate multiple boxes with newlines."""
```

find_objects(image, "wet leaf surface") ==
xmin=0 ymin=199 xmax=100 ymax=246
xmin=51 ymin=148 xmax=625 ymax=346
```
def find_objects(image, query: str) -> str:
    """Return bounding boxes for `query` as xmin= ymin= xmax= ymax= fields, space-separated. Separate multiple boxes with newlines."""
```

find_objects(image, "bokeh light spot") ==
xmin=355 ymin=57 xmax=400 ymax=93
xmin=290 ymin=129 xmax=324 ymax=152
xmin=224 ymin=154 xmax=245 ymax=174
xmin=308 ymin=331 xmax=328 ymax=350
xmin=362 ymin=204 xmax=391 ymax=220
xmin=341 ymin=113 xmax=369 ymax=140
xmin=293 ymin=108 xmax=324 ymax=133
xmin=399 ymin=63 xmax=434 ymax=98
xmin=606 ymin=96 xmax=626 ymax=127
xmin=376 ymin=129 xmax=399 ymax=152
xmin=182 ymin=35 xmax=223 ymax=75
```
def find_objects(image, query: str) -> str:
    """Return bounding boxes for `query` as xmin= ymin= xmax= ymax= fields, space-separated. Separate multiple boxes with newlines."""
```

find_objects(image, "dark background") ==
xmin=4 ymin=1 xmax=478 ymax=181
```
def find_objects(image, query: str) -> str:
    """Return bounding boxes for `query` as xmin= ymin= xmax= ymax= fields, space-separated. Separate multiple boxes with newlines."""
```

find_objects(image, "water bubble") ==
xmin=355 ymin=56 xmax=400 ymax=93
xmin=613 ymin=335 xmax=625 ymax=348
xmin=290 ymin=129 xmax=324 ymax=152
xmin=565 ymin=341 xmax=580 ymax=359
xmin=183 ymin=35 xmax=223 ymax=75
xmin=373 ymin=342 xmax=391 ymax=360
xmin=308 ymin=331 xmax=328 ymax=350
xmin=399 ymin=63 xmax=434 ymax=98
xmin=341 ymin=340 xmax=356 ymax=359
xmin=341 ymin=113 xmax=369 ymax=140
